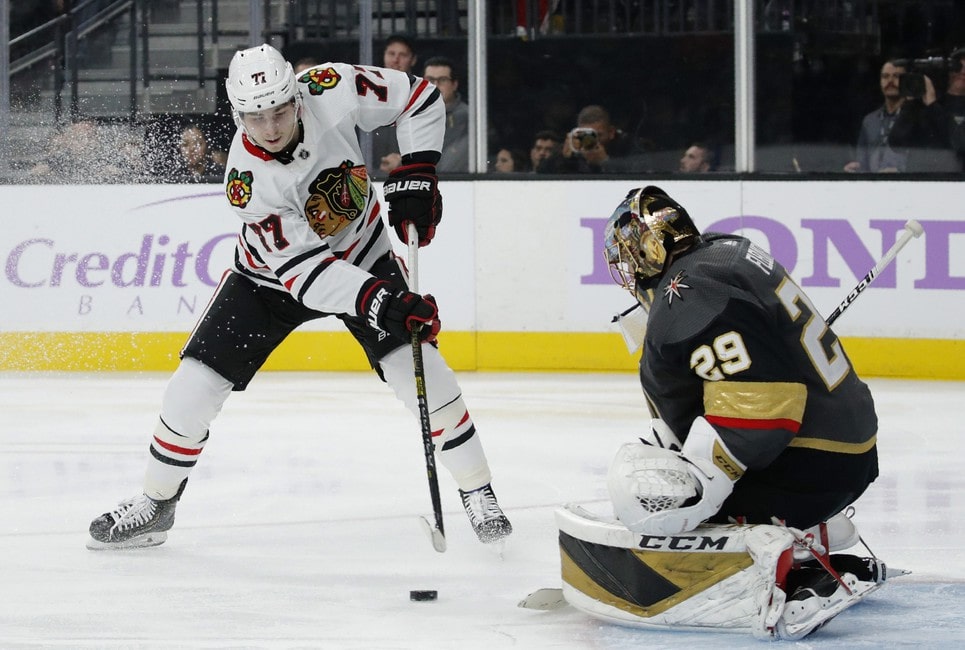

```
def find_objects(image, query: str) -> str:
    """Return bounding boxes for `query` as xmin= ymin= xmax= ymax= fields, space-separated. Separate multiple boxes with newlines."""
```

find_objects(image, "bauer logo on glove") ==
xmin=357 ymin=278 xmax=440 ymax=343
xmin=383 ymin=161 xmax=443 ymax=247
xmin=383 ymin=179 xmax=433 ymax=194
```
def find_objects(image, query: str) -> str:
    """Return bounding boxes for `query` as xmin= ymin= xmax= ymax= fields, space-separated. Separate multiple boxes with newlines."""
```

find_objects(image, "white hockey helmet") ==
xmin=225 ymin=44 xmax=298 ymax=119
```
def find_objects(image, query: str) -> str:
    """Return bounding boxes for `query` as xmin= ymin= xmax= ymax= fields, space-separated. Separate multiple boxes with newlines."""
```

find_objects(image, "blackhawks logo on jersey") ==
xmin=304 ymin=160 xmax=368 ymax=238
xmin=226 ymin=168 xmax=253 ymax=208
xmin=297 ymin=66 xmax=341 ymax=95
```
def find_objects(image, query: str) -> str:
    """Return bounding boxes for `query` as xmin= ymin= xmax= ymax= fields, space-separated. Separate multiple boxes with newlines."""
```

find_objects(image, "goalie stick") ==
xmin=408 ymin=223 xmax=446 ymax=553
xmin=825 ymin=219 xmax=924 ymax=326
xmin=518 ymin=587 xmax=567 ymax=611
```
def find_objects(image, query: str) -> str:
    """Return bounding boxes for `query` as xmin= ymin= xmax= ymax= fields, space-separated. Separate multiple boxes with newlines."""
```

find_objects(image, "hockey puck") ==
xmin=409 ymin=590 xmax=438 ymax=602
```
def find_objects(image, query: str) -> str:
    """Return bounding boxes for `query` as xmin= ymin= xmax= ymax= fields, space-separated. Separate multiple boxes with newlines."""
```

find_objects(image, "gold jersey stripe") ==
xmin=788 ymin=434 xmax=877 ymax=454
xmin=704 ymin=380 xmax=806 ymax=424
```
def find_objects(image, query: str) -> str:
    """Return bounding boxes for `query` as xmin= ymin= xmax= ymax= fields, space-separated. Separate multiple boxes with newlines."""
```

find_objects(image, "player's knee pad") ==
xmin=380 ymin=344 xmax=462 ymax=415
xmin=161 ymin=357 xmax=234 ymax=438
xmin=803 ymin=511 xmax=860 ymax=552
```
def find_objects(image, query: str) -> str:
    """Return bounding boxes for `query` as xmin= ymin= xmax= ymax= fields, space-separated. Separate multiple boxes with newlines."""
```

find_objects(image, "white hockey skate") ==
xmin=460 ymin=483 xmax=512 ymax=544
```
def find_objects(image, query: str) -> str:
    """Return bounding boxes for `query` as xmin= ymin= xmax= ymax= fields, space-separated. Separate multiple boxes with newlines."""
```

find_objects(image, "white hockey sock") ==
xmin=143 ymin=357 xmax=234 ymax=499
xmin=380 ymin=345 xmax=493 ymax=492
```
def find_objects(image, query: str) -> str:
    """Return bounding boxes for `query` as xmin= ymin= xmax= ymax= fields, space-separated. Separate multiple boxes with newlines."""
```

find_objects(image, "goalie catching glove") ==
xmin=383 ymin=162 xmax=442 ymax=246
xmin=358 ymin=278 xmax=440 ymax=342
xmin=608 ymin=416 xmax=746 ymax=535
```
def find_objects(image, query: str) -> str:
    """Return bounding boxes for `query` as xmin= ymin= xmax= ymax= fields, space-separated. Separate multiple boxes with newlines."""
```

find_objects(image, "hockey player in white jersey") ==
xmin=88 ymin=44 xmax=511 ymax=549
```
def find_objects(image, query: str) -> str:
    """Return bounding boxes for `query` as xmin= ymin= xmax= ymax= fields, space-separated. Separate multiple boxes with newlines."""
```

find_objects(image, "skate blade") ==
xmin=86 ymin=531 xmax=168 ymax=550
xmin=487 ymin=536 xmax=508 ymax=559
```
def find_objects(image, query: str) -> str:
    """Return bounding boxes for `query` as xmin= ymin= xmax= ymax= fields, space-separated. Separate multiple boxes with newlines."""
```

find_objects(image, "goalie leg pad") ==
xmin=803 ymin=510 xmax=860 ymax=552
xmin=555 ymin=505 xmax=893 ymax=640
xmin=555 ymin=504 xmax=792 ymax=631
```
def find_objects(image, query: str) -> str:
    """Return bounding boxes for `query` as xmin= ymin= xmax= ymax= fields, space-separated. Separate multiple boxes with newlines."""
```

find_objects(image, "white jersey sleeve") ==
xmin=343 ymin=64 xmax=446 ymax=158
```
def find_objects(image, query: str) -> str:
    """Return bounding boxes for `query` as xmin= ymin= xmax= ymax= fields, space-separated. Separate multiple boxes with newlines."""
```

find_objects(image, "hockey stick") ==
xmin=407 ymin=223 xmax=447 ymax=553
xmin=518 ymin=587 xmax=568 ymax=610
xmin=825 ymin=219 xmax=924 ymax=327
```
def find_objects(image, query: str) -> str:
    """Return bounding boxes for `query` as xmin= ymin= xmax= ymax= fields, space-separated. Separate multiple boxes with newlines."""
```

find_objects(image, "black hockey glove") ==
xmin=383 ymin=162 xmax=442 ymax=247
xmin=357 ymin=278 xmax=440 ymax=342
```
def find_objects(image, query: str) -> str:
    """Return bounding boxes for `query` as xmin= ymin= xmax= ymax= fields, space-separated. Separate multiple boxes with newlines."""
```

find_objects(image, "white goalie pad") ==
xmin=554 ymin=504 xmax=892 ymax=639
xmin=555 ymin=503 xmax=793 ymax=632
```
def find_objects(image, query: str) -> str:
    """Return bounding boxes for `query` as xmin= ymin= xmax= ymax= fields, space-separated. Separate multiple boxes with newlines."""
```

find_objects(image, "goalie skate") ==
xmin=87 ymin=481 xmax=185 ymax=550
xmin=460 ymin=484 xmax=512 ymax=544
xmin=774 ymin=569 xmax=881 ymax=640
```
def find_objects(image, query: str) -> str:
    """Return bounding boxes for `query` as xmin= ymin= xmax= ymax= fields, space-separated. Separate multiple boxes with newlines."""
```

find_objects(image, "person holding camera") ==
xmin=538 ymin=104 xmax=636 ymax=174
xmin=946 ymin=48 xmax=965 ymax=170
xmin=843 ymin=59 xmax=909 ymax=173
xmin=890 ymin=47 xmax=965 ymax=172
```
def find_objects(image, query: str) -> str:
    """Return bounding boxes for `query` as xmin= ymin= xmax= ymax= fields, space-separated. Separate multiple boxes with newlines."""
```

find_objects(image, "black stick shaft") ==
xmin=407 ymin=224 xmax=445 ymax=543
xmin=825 ymin=220 xmax=923 ymax=327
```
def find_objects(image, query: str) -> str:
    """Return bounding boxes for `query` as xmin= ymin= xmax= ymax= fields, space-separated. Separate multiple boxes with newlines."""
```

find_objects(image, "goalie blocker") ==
xmin=554 ymin=504 xmax=897 ymax=640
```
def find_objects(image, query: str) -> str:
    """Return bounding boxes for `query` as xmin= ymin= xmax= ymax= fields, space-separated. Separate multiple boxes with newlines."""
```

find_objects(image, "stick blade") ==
xmin=518 ymin=587 xmax=567 ymax=610
xmin=419 ymin=516 xmax=447 ymax=553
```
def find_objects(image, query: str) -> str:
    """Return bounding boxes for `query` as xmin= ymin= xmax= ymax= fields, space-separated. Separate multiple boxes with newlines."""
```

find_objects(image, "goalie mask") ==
xmin=604 ymin=186 xmax=700 ymax=309
xmin=226 ymin=44 xmax=299 ymax=129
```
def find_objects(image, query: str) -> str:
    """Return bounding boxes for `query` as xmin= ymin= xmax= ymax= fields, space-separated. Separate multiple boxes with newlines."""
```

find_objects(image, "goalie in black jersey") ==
xmin=554 ymin=186 xmax=893 ymax=640
xmin=604 ymin=185 xmax=878 ymax=533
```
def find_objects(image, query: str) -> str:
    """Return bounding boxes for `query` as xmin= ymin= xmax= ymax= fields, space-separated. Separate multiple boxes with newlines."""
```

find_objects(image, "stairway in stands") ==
xmin=61 ymin=0 xmax=283 ymax=118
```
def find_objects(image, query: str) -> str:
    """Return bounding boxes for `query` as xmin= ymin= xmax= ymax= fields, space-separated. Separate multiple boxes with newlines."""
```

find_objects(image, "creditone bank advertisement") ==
xmin=1 ymin=180 xmax=963 ymax=373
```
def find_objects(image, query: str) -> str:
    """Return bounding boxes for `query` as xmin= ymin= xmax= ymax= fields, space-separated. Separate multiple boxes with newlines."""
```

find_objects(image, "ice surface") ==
xmin=1 ymin=371 xmax=963 ymax=648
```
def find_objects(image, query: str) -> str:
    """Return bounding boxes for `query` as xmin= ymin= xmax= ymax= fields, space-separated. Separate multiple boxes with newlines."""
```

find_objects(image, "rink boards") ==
xmin=1 ymin=179 xmax=962 ymax=378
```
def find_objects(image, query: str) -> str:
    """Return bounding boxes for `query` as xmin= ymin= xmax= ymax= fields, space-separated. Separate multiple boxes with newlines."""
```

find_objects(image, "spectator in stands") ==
xmin=539 ymin=104 xmax=637 ymax=174
xmin=492 ymin=147 xmax=529 ymax=173
xmin=843 ymin=60 xmax=908 ymax=173
xmin=293 ymin=57 xmax=322 ymax=75
xmin=423 ymin=56 xmax=469 ymax=173
xmin=890 ymin=56 xmax=959 ymax=172
xmin=530 ymin=129 xmax=562 ymax=173
xmin=27 ymin=119 xmax=145 ymax=184
xmin=383 ymin=33 xmax=418 ymax=72
xmin=371 ymin=34 xmax=418 ymax=177
xmin=170 ymin=124 xmax=226 ymax=183
xmin=515 ymin=0 xmax=561 ymax=37
xmin=678 ymin=142 xmax=717 ymax=172
xmin=945 ymin=48 xmax=965 ymax=170
xmin=890 ymin=47 xmax=965 ymax=172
